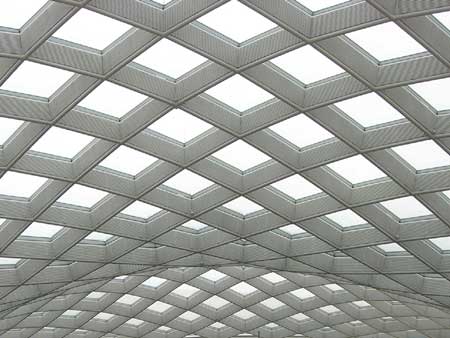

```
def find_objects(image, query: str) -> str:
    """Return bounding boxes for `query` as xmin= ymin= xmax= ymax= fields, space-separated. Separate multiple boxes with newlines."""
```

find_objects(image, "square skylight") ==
xmin=271 ymin=175 xmax=322 ymax=200
xmin=210 ymin=322 xmax=226 ymax=329
xmin=148 ymin=109 xmax=212 ymax=143
xmin=20 ymin=222 xmax=62 ymax=238
xmin=391 ymin=140 xmax=450 ymax=170
xmin=325 ymin=210 xmax=367 ymax=228
xmin=212 ymin=140 xmax=270 ymax=171
xmin=205 ymin=75 xmax=274 ymax=111
xmin=78 ymin=82 xmax=147 ymax=119
xmin=230 ymin=282 xmax=258 ymax=296
xmin=201 ymin=269 xmax=227 ymax=282
xmin=269 ymin=114 xmax=334 ymax=148
xmin=223 ymin=196 xmax=263 ymax=215
xmin=266 ymin=323 xmax=279 ymax=329
xmin=380 ymin=196 xmax=432 ymax=219
xmin=291 ymin=313 xmax=309 ymax=322
xmin=1 ymin=61 xmax=73 ymax=97
xmin=121 ymin=201 xmax=161 ymax=219
xmin=409 ymin=78 xmax=450 ymax=111
xmin=57 ymin=184 xmax=108 ymax=208
xmin=321 ymin=305 xmax=340 ymax=314
xmin=324 ymin=284 xmax=344 ymax=291
xmin=143 ymin=276 xmax=167 ymax=288
xmin=179 ymin=311 xmax=200 ymax=321
xmin=86 ymin=292 xmax=106 ymax=300
xmin=197 ymin=0 xmax=277 ymax=43
xmin=335 ymin=93 xmax=404 ymax=127
xmin=353 ymin=300 xmax=370 ymax=308
xmin=84 ymin=232 xmax=113 ymax=242
xmin=0 ymin=118 xmax=22 ymax=146
xmin=260 ymin=297 xmax=285 ymax=310
xmin=0 ymin=257 xmax=21 ymax=266
xmin=326 ymin=155 xmax=386 ymax=184
xmin=117 ymin=294 xmax=141 ymax=305
xmin=434 ymin=11 xmax=450 ymax=31
xmin=0 ymin=0 xmax=48 ymax=29
xmin=0 ymin=172 xmax=47 ymax=198
xmin=126 ymin=318 xmax=144 ymax=326
xmin=295 ymin=0 xmax=349 ymax=11
xmin=270 ymin=46 xmax=344 ymax=84
xmin=99 ymin=146 xmax=157 ymax=176
xmin=31 ymin=127 xmax=94 ymax=159
xmin=279 ymin=224 xmax=306 ymax=236
xmin=377 ymin=243 xmax=405 ymax=253
xmin=429 ymin=237 xmax=450 ymax=251
xmin=290 ymin=288 xmax=314 ymax=299
xmin=203 ymin=295 xmax=229 ymax=309
xmin=163 ymin=170 xmax=213 ymax=195
xmin=234 ymin=309 xmax=256 ymax=320
xmin=171 ymin=284 xmax=200 ymax=298
xmin=134 ymin=39 xmax=206 ymax=79
xmin=62 ymin=310 xmax=81 ymax=317
xmin=53 ymin=9 xmax=131 ymax=50
xmin=261 ymin=272 xmax=286 ymax=284
xmin=158 ymin=326 xmax=171 ymax=332
xmin=94 ymin=312 xmax=114 ymax=321
xmin=346 ymin=22 xmax=426 ymax=61
xmin=182 ymin=220 xmax=208 ymax=231
xmin=148 ymin=301 xmax=172 ymax=313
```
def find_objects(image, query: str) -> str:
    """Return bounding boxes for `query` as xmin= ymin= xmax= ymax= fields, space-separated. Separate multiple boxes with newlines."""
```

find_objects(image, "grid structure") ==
xmin=2 ymin=0 xmax=450 ymax=337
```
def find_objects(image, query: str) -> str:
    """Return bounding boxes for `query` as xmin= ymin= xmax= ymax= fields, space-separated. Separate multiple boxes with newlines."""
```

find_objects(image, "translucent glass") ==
xmin=261 ymin=272 xmax=286 ymax=283
xmin=0 ymin=118 xmax=22 ymax=146
xmin=290 ymin=288 xmax=314 ymax=299
xmin=163 ymin=170 xmax=213 ymax=195
xmin=148 ymin=301 xmax=172 ymax=312
xmin=327 ymin=155 xmax=386 ymax=184
xmin=57 ymin=185 xmax=108 ymax=208
xmin=84 ymin=232 xmax=112 ymax=242
xmin=99 ymin=146 xmax=157 ymax=176
xmin=171 ymin=284 xmax=199 ymax=298
xmin=121 ymin=201 xmax=161 ymax=219
xmin=0 ymin=0 xmax=48 ymax=29
xmin=223 ymin=197 xmax=263 ymax=215
xmin=377 ymin=243 xmax=405 ymax=253
xmin=279 ymin=224 xmax=306 ymax=235
xmin=295 ymin=0 xmax=349 ymax=11
xmin=142 ymin=276 xmax=167 ymax=287
xmin=201 ymin=269 xmax=227 ymax=282
xmin=203 ymin=295 xmax=229 ymax=309
xmin=212 ymin=140 xmax=270 ymax=171
xmin=271 ymin=175 xmax=322 ymax=200
xmin=430 ymin=237 xmax=450 ymax=251
xmin=234 ymin=309 xmax=255 ymax=319
xmin=260 ymin=297 xmax=285 ymax=310
xmin=326 ymin=210 xmax=367 ymax=227
xmin=0 ymin=172 xmax=47 ymax=198
xmin=182 ymin=220 xmax=208 ymax=231
xmin=117 ymin=294 xmax=141 ymax=305
xmin=381 ymin=196 xmax=431 ymax=219
xmin=230 ymin=282 xmax=258 ymax=295
xmin=20 ymin=222 xmax=62 ymax=238
xmin=391 ymin=140 xmax=450 ymax=170
xmin=410 ymin=78 xmax=450 ymax=111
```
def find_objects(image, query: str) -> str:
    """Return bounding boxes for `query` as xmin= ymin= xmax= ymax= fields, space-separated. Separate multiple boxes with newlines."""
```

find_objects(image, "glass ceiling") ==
xmin=0 ymin=1 xmax=450 ymax=338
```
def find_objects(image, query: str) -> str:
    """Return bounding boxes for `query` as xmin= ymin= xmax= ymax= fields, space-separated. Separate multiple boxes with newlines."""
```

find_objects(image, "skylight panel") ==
xmin=163 ymin=170 xmax=213 ymax=195
xmin=201 ymin=269 xmax=227 ymax=282
xmin=148 ymin=301 xmax=172 ymax=313
xmin=295 ymin=0 xmax=349 ymax=11
xmin=430 ymin=237 xmax=450 ymax=251
xmin=391 ymin=140 xmax=450 ymax=170
xmin=290 ymin=288 xmax=314 ymax=299
xmin=335 ymin=93 xmax=404 ymax=127
xmin=0 ymin=118 xmax=22 ymax=146
xmin=230 ymin=282 xmax=258 ymax=296
xmin=0 ymin=0 xmax=48 ymax=29
xmin=121 ymin=201 xmax=161 ymax=219
xmin=346 ymin=22 xmax=426 ymax=61
xmin=434 ymin=12 xmax=450 ymax=31
xmin=62 ymin=310 xmax=80 ymax=317
xmin=210 ymin=322 xmax=226 ymax=329
xmin=261 ymin=272 xmax=286 ymax=284
xmin=291 ymin=313 xmax=309 ymax=321
xmin=377 ymin=243 xmax=405 ymax=253
xmin=57 ymin=184 xmax=108 ymax=208
xmin=279 ymin=224 xmax=306 ymax=236
xmin=182 ymin=220 xmax=208 ymax=231
xmin=117 ymin=294 xmax=141 ymax=305
xmin=158 ymin=326 xmax=171 ymax=332
xmin=266 ymin=323 xmax=279 ymax=329
xmin=148 ymin=109 xmax=212 ymax=143
xmin=203 ymin=296 xmax=229 ymax=309
xmin=171 ymin=284 xmax=200 ymax=298
xmin=31 ymin=127 xmax=94 ymax=159
xmin=326 ymin=210 xmax=367 ymax=227
xmin=20 ymin=222 xmax=62 ymax=238
xmin=126 ymin=318 xmax=144 ymax=326
xmin=197 ymin=0 xmax=277 ymax=43
xmin=142 ymin=276 xmax=167 ymax=288
xmin=269 ymin=114 xmax=334 ymax=148
xmin=134 ymin=39 xmax=206 ymax=78
xmin=86 ymin=292 xmax=105 ymax=300
xmin=1 ymin=61 xmax=73 ymax=97
xmin=353 ymin=300 xmax=370 ymax=308
xmin=94 ymin=312 xmax=114 ymax=321
xmin=321 ymin=305 xmax=340 ymax=314
xmin=53 ymin=9 xmax=131 ymax=50
xmin=223 ymin=197 xmax=263 ymax=215
xmin=260 ymin=297 xmax=285 ymax=310
xmin=381 ymin=196 xmax=432 ymax=219
xmin=99 ymin=146 xmax=157 ymax=176
xmin=78 ymin=82 xmax=147 ymax=119
xmin=152 ymin=0 xmax=174 ymax=4
xmin=212 ymin=140 xmax=270 ymax=171
xmin=84 ymin=232 xmax=113 ymax=242
xmin=270 ymin=46 xmax=344 ymax=84
xmin=0 ymin=172 xmax=47 ymax=198
xmin=409 ymin=78 xmax=450 ymax=111
xmin=271 ymin=175 xmax=322 ymax=200
xmin=234 ymin=309 xmax=256 ymax=320
xmin=179 ymin=311 xmax=200 ymax=321
xmin=205 ymin=75 xmax=274 ymax=111
xmin=327 ymin=155 xmax=386 ymax=184
xmin=324 ymin=284 xmax=344 ymax=291
xmin=0 ymin=257 xmax=21 ymax=266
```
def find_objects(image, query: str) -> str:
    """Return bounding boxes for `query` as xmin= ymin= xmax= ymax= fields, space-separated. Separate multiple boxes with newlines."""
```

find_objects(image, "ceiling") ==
xmin=1 ymin=0 xmax=450 ymax=337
